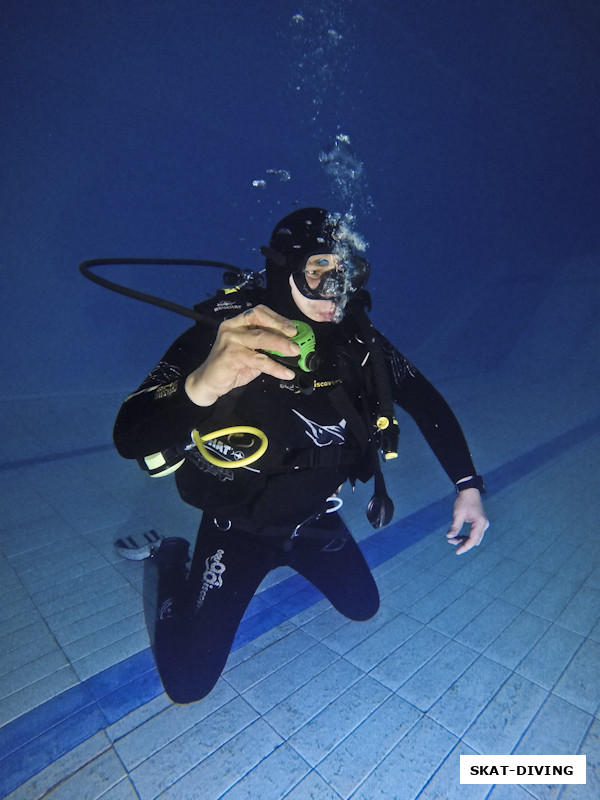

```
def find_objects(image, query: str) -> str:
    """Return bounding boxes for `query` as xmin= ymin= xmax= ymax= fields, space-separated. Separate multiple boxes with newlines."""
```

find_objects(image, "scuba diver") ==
xmin=112 ymin=207 xmax=489 ymax=704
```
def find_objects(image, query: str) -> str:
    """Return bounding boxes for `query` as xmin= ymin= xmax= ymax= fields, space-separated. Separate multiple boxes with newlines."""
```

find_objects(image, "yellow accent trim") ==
xmin=191 ymin=426 xmax=268 ymax=469
xmin=376 ymin=416 xmax=389 ymax=430
xmin=384 ymin=451 xmax=399 ymax=460
xmin=143 ymin=452 xmax=185 ymax=477
xmin=144 ymin=452 xmax=166 ymax=470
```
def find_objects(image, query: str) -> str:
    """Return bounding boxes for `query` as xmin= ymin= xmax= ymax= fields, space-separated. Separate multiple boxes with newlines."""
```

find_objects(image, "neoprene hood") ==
xmin=262 ymin=207 xmax=370 ymax=322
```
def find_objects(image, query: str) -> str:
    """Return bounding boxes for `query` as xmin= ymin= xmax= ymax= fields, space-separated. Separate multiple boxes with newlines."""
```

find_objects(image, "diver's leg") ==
xmin=153 ymin=516 xmax=276 ymax=704
xmin=289 ymin=514 xmax=380 ymax=621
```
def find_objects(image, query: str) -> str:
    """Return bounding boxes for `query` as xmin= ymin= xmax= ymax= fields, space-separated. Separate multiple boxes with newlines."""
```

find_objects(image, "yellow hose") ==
xmin=191 ymin=426 xmax=268 ymax=468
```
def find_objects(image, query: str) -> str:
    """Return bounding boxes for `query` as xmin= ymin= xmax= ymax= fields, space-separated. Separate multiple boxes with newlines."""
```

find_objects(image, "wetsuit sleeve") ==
xmin=113 ymin=324 xmax=218 ymax=459
xmin=378 ymin=334 xmax=478 ymax=484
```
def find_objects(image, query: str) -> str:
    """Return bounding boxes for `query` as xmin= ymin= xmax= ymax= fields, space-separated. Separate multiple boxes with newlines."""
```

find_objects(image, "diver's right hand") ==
xmin=184 ymin=305 xmax=300 ymax=406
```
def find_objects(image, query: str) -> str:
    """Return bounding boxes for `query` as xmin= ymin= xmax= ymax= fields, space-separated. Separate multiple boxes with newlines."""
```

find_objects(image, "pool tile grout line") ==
xmin=1 ymin=415 xmax=599 ymax=796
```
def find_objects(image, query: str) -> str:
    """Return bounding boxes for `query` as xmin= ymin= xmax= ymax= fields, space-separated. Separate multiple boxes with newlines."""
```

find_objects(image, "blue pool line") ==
xmin=0 ymin=443 xmax=115 ymax=473
xmin=1 ymin=413 xmax=599 ymax=798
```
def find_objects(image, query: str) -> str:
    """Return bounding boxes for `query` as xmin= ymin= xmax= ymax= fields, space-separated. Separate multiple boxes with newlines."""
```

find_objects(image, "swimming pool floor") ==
xmin=1 ymin=370 xmax=599 ymax=800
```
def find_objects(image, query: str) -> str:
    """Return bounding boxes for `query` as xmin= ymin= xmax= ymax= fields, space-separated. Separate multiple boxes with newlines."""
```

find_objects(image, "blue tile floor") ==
xmin=1 ymin=361 xmax=599 ymax=799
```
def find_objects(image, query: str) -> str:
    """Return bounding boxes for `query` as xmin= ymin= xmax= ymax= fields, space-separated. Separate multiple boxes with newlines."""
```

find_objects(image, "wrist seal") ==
xmin=455 ymin=475 xmax=486 ymax=495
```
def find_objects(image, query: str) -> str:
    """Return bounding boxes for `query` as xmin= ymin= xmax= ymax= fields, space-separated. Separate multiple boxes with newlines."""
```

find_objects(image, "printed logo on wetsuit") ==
xmin=158 ymin=598 xmax=175 ymax=620
xmin=127 ymin=361 xmax=183 ymax=401
xmin=279 ymin=378 xmax=341 ymax=393
xmin=200 ymin=433 xmax=259 ymax=465
xmin=292 ymin=409 xmax=346 ymax=447
xmin=214 ymin=299 xmax=244 ymax=313
xmin=195 ymin=549 xmax=226 ymax=611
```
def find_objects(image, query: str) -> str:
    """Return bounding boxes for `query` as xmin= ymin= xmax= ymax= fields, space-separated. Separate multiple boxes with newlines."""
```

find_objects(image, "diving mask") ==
xmin=292 ymin=253 xmax=370 ymax=303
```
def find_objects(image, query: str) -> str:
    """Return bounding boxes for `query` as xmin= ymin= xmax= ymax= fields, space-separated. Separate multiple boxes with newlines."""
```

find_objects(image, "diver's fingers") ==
xmin=234 ymin=326 xmax=301 ymax=358
xmin=217 ymin=305 xmax=300 ymax=358
xmin=447 ymin=519 xmax=489 ymax=555
xmin=203 ymin=345 xmax=296 ymax=393
xmin=228 ymin=304 xmax=298 ymax=337
xmin=185 ymin=305 xmax=300 ymax=407
xmin=244 ymin=351 xmax=296 ymax=382
xmin=446 ymin=488 xmax=489 ymax=555
xmin=185 ymin=334 xmax=296 ymax=406
xmin=217 ymin=337 xmax=298 ymax=380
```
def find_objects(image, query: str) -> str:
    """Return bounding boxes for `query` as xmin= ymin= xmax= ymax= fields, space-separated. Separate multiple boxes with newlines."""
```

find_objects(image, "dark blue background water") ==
xmin=2 ymin=0 xmax=599 ymax=395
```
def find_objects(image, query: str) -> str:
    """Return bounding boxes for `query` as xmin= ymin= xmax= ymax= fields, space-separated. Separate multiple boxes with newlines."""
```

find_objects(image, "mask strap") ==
xmin=259 ymin=245 xmax=287 ymax=267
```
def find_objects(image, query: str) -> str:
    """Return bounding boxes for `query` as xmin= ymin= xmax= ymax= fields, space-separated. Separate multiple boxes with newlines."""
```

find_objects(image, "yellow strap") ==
xmin=191 ymin=426 xmax=268 ymax=469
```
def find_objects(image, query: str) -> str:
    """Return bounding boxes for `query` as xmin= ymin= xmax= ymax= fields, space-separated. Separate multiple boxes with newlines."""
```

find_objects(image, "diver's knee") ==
xmin=354 ymin=593 xmax=380 ymax=621
xmin=342 ymin=585 xmax=380 ymax=621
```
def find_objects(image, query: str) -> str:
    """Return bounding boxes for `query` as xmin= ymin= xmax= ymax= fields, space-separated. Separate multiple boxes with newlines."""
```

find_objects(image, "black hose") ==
xmin=78 ymin=257 xmax=247 ymax=326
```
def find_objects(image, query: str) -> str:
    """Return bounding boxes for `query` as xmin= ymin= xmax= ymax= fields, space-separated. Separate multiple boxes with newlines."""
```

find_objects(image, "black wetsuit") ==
xmin=114 ymin=289 xmax=478 ymax=703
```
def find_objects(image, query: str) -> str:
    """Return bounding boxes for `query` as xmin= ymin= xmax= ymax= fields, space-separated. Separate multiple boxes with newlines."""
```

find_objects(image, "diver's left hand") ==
xmin=446 ymin=488 xmax=489 ymax=555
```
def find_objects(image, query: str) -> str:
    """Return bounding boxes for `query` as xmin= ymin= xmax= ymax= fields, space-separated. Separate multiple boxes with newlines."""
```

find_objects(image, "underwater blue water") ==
xmin=2 ymin=0 xmax=599 ymax=400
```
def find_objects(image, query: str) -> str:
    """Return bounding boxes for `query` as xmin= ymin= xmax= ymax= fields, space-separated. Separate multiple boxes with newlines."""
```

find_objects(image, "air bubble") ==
xmin=266 ymin=169 xmax=292 ymax=182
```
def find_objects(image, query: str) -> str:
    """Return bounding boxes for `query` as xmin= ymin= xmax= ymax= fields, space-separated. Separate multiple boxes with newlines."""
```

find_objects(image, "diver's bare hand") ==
xmin=185 ymin=305 xmax=300 ymax=406
xmin=446 ymin=488 xmax=490 ymax=555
